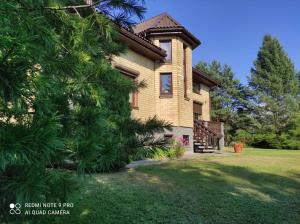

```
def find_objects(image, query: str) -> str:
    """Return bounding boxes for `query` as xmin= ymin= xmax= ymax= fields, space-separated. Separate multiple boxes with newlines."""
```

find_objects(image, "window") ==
xmin=129 ymin=88 xmax=138 ymax=108
xmin=193 ymin=102 xmax=202 ymax=121
xmin=116 ymin=65 xmax=139 ymax=109
xmin=183 ymin=45 xmax=187 ymax=98
xmin=182 ymin=135 xmax=190 ymax=146
xmin=193 ymin=80 xmax=201 ymax=94
xmin=160 ymin=40 xmax=172 ymax=62
xmin=160 ymin=73 xmax=172 ymax=96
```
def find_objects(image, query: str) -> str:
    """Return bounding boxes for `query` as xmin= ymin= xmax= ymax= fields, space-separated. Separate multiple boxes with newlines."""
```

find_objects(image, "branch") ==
xmin=19 ymin=1 xmax=101 ymax=11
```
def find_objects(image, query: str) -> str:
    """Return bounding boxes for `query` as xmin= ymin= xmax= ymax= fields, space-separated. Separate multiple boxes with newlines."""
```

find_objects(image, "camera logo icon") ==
xmin=9 ymin=203 xmax=21 ymax=215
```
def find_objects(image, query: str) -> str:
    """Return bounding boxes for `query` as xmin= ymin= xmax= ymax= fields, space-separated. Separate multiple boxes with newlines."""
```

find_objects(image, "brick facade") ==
xmin=113 ymin=36 xmax=211 ymax=127
xmin=112 ymin=12 xmax=218 ymax=151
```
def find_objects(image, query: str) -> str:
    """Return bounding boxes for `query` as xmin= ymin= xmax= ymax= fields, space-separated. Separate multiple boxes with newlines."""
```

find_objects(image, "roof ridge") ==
xmin=158 ymin=13 xmax=182 ymax=27
xmin=138 ymin=12 xmax=167 ymax=24
xmin=152 ymin=12 xmax=167 ymax=28
xmin=132 ymin=12 xmax=201 ymax=49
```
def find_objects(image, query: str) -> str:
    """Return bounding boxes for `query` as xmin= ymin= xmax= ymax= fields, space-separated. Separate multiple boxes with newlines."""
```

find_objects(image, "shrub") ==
xmin=169 ymin=138 xmax=186 ymax=158
xmin=279 ymin=113 xmax=300 ymax=150
xmin=131 ymin=137 xmax=186 ymax=160
xmin=234 ymin=129 xmax=253 ymax=145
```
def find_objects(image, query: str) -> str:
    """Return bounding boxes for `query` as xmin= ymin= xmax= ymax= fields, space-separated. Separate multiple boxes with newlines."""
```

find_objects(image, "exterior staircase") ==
xmin=193 ymin=120 xmax=223 ymax=153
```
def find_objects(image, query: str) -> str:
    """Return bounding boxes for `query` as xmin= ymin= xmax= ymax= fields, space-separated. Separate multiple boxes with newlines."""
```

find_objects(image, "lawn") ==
xmin=40 ymin=148 xmax=300 ymax=224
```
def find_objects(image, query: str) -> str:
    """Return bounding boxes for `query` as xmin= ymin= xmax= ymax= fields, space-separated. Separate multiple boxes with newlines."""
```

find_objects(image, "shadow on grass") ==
xmin=37 ymin=160 xmax=300 ymax=224
xmin=139 ymin=161 xmax=300 ymax=224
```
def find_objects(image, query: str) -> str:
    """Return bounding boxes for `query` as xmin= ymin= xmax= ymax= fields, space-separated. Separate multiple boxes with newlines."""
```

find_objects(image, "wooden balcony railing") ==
xmin=193 ymin=120 xmax=223 ymax=152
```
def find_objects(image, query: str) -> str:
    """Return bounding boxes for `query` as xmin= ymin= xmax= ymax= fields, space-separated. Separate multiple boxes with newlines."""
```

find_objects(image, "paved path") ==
xmin=126 ymin=151 xmax=233 ymax=169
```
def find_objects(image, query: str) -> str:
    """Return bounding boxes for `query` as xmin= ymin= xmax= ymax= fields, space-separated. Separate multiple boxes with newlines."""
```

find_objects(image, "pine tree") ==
xmin=249 ymin=35 xmax=299 ymax=147
xmin=0 ymin=0 xmax=170 ymax=221
xmin=196 ymin=61 xmax=253 ymax=145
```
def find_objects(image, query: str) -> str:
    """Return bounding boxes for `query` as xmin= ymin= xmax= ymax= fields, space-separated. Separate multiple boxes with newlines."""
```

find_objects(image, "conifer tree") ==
xmin=196 ymin=61 xmax=252 ymax=145
xmin=249 ymin=35 xmax=299 ymax=147
xmin=0 ymin=0 xmax=170 ymax=221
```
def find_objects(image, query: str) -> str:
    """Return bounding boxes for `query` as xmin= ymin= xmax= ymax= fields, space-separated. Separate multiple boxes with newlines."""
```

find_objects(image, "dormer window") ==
xmin=159 ymin=40 xmax=172 ymax=62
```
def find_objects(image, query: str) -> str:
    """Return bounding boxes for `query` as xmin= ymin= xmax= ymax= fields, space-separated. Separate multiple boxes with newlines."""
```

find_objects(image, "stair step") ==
xmin=194 ymin=142 xmax=204 ymax=146
xmin=196 ymin=146 xmax=205 ymax=149
xmin=194 ymin=148 xmax=216 ymax=153
xmin=202 ymin=149 xmax=215 ymax=153
xmin=194 ymin=143 xmax=214 ymax=148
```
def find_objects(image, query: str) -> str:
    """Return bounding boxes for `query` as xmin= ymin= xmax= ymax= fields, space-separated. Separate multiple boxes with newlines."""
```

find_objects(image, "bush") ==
xmin=247 ymin=113 xmax=300 ymax=150
xmin=131 ymin=137 xmax=186 ymax=160
xmin=234 ymin=129 xmax=253 ymax=145
xmin=169 ymin=138 xmax=186 ymax=158
xmin=279 ymin=113 xmax=300 ymax=150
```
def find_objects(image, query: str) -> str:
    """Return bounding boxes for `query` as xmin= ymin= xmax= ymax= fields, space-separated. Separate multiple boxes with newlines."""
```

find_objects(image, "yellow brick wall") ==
xmin=192 ymin=85 xmax=211 ymax=121
xmin=112 ymin=50 xmax=156 ymax=120
xmin=113 ymin=37 xmax=212 ymax=126
xmin=153 ymin=37 xmax=179 ymax=126
xmin=152 ymin=37 xmax=194 ymax=128
xmin=177 ymin=40 xmax=194 ymax=128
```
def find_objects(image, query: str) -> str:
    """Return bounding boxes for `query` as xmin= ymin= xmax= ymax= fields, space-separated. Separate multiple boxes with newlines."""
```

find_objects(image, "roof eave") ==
xmin=143 ymin=27 xmax=201 ymax=49
xmin=117 ymin=27 xmax=167 ymax=61
xmin=192 ymin=68 xmax=220 ymax=88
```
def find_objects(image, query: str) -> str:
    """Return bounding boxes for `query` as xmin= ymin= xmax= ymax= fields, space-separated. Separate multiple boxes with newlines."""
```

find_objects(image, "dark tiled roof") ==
xmin=117 ymin=26 xmax=167 ymax=60
xmin=133 ymin=12 xmax=200 ymax=49
xmin=133 ymin=12 xmax=183 ymax=33
xmin=120 ymin=26 xmax=166 ymax=53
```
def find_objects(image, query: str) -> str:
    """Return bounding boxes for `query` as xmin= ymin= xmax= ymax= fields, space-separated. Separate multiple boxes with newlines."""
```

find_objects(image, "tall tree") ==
xmin=0 ymin=0 xmax=170 ymax=221
xmin=249 ymin=35 xmax=299 ymax=147
xmin=196 ymin=61 xmax=252 ymax=145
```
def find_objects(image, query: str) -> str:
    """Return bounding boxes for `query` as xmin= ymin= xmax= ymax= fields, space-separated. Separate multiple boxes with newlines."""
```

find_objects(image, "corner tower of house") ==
xmin=113 ymin=12 xmax=222 ymax=152
xmin=133 ymin=13 xmax=201 ymax=146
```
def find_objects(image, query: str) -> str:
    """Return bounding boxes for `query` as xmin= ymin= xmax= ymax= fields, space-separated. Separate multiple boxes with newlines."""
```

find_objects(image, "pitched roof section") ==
xmin=192 ymin=68 xmax=219 ymax=88
xmin=133 ymin=12 xmax=201 ymax=49
xmin=133 ymin=12 xmax=182 ymax=33
xmin=117 ymin=27 xmax=166 ymax=60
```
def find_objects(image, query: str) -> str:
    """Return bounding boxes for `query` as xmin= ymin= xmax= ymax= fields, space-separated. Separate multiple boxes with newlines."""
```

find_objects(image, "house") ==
xmin=113 ymin=13 xmax=224 ymax=152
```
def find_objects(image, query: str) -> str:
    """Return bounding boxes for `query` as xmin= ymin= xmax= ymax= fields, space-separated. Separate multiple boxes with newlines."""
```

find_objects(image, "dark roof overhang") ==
xmin=117 ymin=27 xmax=167 ymax=61
xmin=142 ymin=27 xmax=201 ymax=49
xmin=192 ymin=68 xmax=219 ymax=89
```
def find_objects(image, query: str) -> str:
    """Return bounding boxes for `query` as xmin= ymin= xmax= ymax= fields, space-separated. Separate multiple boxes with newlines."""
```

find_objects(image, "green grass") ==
xmin=41 ymin=148 xmax=300 ymax=224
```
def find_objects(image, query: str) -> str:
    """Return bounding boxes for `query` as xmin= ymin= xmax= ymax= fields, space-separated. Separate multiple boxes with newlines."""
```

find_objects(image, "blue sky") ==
xmin=141 ymin=0 xmax=300 ymax=84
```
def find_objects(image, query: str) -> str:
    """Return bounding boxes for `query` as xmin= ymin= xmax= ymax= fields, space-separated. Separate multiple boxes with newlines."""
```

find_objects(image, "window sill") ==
xmin=184 ymin=97 xmax=190 ymax=101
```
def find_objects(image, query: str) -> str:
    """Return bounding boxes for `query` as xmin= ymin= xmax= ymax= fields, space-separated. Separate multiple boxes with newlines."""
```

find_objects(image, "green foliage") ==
xmin=131 ymin=137 xmax=186 ymax=160
xmin=195 ymin=61 xmax=253 ymax=145
xmin=96 ymin=0 xmax=146 ymax=28
xmin=234 ymin=129 xmax=253 ymax=145
xmin=169 ymin=138 xmax=186 ymax=158
xmin=248 ymin=35 xmax=299 ymax=148
xmin=196 ymin=36 xmax=299 ymax=149
xmin=279 ymin=113 xmax=300 ymax=150
xmin=1 ymin=0 xmax=167 ymax=221
xmin=130 ymin=146 xmax=170 ymax=160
